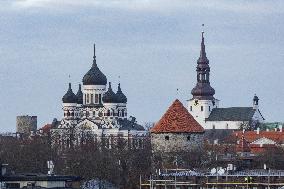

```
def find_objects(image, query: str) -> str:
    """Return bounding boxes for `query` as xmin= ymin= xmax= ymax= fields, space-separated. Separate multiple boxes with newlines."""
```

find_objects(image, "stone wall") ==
xmin=151 ymin=132 xmax=204 ymax=153
xmin=16 ymin=115 xmax=37 ymax=135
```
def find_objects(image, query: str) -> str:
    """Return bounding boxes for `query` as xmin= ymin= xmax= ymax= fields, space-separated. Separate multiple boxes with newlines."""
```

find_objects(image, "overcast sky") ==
xmin=0 ymin=0 xmax=283 ymax=131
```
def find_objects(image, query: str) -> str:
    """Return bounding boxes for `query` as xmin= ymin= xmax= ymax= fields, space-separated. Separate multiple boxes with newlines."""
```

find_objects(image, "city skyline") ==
xmin=0 ymin=0 xmax=283 ymax=131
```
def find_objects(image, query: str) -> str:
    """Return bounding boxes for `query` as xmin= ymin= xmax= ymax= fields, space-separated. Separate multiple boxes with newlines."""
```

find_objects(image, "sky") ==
xmin=0 ymin=0 xmax=283 ymax=132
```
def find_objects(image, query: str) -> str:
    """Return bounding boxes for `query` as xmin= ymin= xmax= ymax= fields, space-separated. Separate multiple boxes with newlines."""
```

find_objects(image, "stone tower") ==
xmin=16 ymin=115 xmax=37 ymax=135
xmin=187 ymin=32 xmax=219 ymax=127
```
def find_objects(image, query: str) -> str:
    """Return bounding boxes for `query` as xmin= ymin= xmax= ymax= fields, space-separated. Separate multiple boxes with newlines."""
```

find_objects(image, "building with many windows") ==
xmin=50 ymin=45 xmax=146 ymax=147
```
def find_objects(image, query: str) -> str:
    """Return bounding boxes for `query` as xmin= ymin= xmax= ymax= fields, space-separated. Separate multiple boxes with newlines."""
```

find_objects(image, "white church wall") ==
xmin=205 ymin=121 xmax=245 ymax=130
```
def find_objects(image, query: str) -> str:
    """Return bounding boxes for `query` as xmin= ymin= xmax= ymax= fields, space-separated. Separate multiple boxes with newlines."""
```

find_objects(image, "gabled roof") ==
xmin=206 ymin=107 xmax=256 ymax=121
xmin=151 ymin=99 xmax=204 ymax=133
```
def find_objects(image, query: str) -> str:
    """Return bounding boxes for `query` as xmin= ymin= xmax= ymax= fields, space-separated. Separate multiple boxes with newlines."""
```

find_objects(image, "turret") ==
xmin=116 ymin=83 xmax=127 ymax=118
xmin=103 ymin=82 xmax=119 ymax=118
xmin=62 ymin=83 xmax=77 ymax=119
xmin=253 ymin=94 xmax=259 ymax=110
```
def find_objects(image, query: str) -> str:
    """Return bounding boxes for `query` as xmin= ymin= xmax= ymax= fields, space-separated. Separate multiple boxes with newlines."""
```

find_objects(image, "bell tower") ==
xmin=187 ymin=32 xmax=219 ymax=127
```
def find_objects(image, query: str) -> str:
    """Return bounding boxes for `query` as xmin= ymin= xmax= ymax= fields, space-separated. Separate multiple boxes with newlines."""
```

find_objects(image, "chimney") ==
xmin=256 ymin=127 xmax=260 ymax=135
xmin=279 ymin=125 xmax=283 ymax=132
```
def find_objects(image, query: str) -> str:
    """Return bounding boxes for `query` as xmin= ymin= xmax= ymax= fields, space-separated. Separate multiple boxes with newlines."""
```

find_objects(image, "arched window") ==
xmin=121 ymin=109 xmax=124 ymax=117
xmin=71 ymin=112 xmax=74 ymax=117
xmin=107 ymin=110 xmax=110 ymax=116
xmin=201 ymin=106 xmax=203 ymax=111
xmin=67 ymin=111 xmax=70 ymax=117
xmin=118 ymin=110 xmax=120 ymax=117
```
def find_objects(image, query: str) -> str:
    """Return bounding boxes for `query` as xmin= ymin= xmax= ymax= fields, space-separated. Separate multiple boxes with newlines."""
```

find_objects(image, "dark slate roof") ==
xmin=76 ymin=84 xmax=83 ymax=104
xmin=206 ymin=107 xmax=256 ymax=121
xmin=62 ymin=83 xmax=77 ymax=103
xmin=116 ymin=83 xmax=127 ymax=103
xmin=82 ymin=59 xmax=107 ymax=85
xmin=118 ymin=118 xmax=145 ymax=131
xmin=102 ymin=82 xmax=118 ymax=103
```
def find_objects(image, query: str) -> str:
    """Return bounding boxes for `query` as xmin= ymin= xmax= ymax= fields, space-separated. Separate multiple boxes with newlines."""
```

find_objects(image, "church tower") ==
xmin=187 ymin=32 xmax=219 ymax=127
xmin=82 ymin=44 xmax=107 ymax=106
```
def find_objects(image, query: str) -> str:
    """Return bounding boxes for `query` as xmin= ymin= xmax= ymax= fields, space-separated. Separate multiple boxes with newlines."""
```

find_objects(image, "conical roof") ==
xmin=76 ymin=84 xmax=83 ymax=104
xmin=102 ymin=82 xmax=118 ymax=103
xmin=151 ymin=99 xmax=204 ymax=133
xmin=82 ymin=44 xmax=107 ymax=85
xmin=116 ymin=83 xmax=127 ymax=103
xmin=62 ymin=83 xmax=77 ymax=103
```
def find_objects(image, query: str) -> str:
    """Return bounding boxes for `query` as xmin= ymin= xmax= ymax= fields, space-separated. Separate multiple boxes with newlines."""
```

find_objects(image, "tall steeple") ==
xmin=191 ymin=32 xmax=215 ymax=100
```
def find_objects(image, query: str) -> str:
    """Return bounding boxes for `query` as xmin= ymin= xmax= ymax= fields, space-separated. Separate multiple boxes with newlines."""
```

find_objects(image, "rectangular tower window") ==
xmin=201 ymin=106 xmax=203 ymax=111
xmin=91 ymin=94 xmax=94 ymax=104
xmin=99 ymin=94 xmax=102 ymax=104
xmin=86 ymin=94 xmax=89 ymax=104
xmin=95 ymin=94 xmax=98 ymax=103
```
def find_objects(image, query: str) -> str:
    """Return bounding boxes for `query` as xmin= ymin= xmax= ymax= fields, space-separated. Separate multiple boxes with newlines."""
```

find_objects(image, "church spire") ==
xmin=191 ymin=32 xmax=215 ymax=100
xmin=198 ymin=31 xmax=209 ymax=63
xmin=92 ymin=43 xmax=97 ymax=67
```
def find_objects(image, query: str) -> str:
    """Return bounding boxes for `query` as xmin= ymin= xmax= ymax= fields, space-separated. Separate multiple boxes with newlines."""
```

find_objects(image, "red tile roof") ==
xmin=233 ymin=131 xmax=284 ymax=144
xmin=233 ymin=131 xmax=284 ymax=154
xmin=151 ymin=99 xmax=204 ymax=133
xmin=41 ymin=124 xmax=52 ymax=133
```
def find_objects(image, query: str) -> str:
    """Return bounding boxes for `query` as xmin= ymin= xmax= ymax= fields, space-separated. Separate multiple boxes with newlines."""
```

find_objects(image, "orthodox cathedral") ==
xmin=187 ymin=32 xmax=265 ymax=130
xmin=51 ymin=45 xmax=146 ymax=145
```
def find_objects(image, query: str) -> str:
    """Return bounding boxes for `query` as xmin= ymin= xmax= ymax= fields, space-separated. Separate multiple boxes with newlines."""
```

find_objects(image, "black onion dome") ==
xmin=62 ymin=83 xmax=77 ymax=103
xmin=82 ymin=44 xmax=107 ymax=85
xmin=116 ymin=83 xmax=127 ymax=103
xmin=191 ymin=83 xmax=215 ymax=100
xmin=102 ymin=82 xmax=118 ymax=103
xmin=76 ymin=84 xmax=83 ymax=104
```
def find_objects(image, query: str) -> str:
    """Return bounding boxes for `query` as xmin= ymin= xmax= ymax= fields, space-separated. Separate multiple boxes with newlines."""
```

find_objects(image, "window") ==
xmin=187 ymin=135 xmax=191 ymax=141
xmin=84 ymin=94 xmax=86 ymax=104
xmin=99 ymin=94 xmax=102 ymax=104
xmin=86 ymin=94 xmax=89 ymax=104
xmin=190 ymin=106 xmax=192 ymax=111
xmin=212 ymin=125 xmax=215 ymax=129
xmin=209 ymin=106 xmax=211 ymax=111
xmin=226 ymin=123 xmax=229 ymax=130
xmin=107 ymin=110 xmax=110 ymax=116
xmin=165 ymin=136 xmax=169 ymax=140
xmin=201 ymin=106 xmax=203 ymax=111
xmin=90 ymin=94 xmax=94 ymax=103
xmin=95 ymin=94 xmax=98 ymax=103
xmin=122 ymin=109 xmax=125 ymax=117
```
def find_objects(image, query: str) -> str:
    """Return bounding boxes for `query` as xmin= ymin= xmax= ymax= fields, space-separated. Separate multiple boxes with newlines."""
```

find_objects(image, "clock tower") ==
xmin=187 ymin=32 xmax=219 ymax=127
